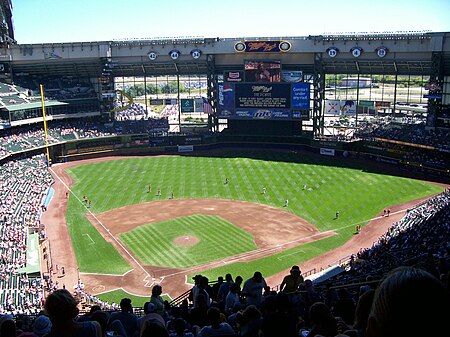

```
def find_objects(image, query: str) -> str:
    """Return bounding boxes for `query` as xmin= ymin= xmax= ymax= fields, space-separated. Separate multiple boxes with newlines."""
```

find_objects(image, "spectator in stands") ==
xmin=234 ymin=276 xmax=243 ymax=292
xmin=189 ymin=275 xmax=202 ymax=307
xmin=77 ymin=304 xmax=101 ymax=322
xmin=44 ymin=289 xmax=101 ymax=336
xmin=150 ymin=285 xmax=165 ymax=318
xmin=140 ymin=320 xmax=169 ymax=337
xmin=88 ymin=310 xmax=111 ymax=337
xmin=366 ymin=266 xmax=450 ymax=337
xmin=168 ymin=317 xmax=194 ymax=337
xmin=106 ymin=298 xmax=138 ymax=337
xmin=217 ymin=273 xmax=234 ymax=303
xmin=211 ymin=276 xmax=224 ymax=302
xmin=279 ymin=265 xmax=304 ymax=294
xmin=0 ymin=317 xmax=17 ymax=337
xmin=139 ymin=302 xmax=165 ymax=335
xmin=340 ymin=289 xmax=375 ymax=337
xmin=260 ymin=292 xmax=298 ymax=337
xmin=332 ymin=288 xmax=355 ymax=326
xmin=32 ymin=315 xmax=52 ymax=337
xmin=238 ymin=304 xmax=262 ymax=337
xmin=242 ymin=272 xmax=267 ymax=307
xmin=197 ymin=307 xmax=235 ymax=337
xmin=225 ymin=282 xmax=242 ymax=315
xmin=194 ymin=277 xmax=211 ymax=308
xmin=188 ymin=293 xmax=209 ymax=329
xmin=302 ymin=302 xmax=338 ymax=337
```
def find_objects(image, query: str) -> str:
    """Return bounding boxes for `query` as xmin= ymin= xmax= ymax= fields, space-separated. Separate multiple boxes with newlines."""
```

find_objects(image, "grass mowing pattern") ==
xmin=65 ymin=152 xmax=443 ymax=276
xmin=120 ymin=215 xmax=257 ymax=268
xmin=65 ymin=196 xmax=130 ymax=274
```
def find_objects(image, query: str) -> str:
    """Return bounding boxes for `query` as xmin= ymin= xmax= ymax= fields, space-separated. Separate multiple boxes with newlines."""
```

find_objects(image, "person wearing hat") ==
xmin=189 ymin=275 xmax=202 ymax=305
xmin=32 ymin=315 xmax=52 ymax=337
xmin=279 ymin=265 xmax=304 ymax=294
xmin=139 ymin=302 xmax=165 ymax=336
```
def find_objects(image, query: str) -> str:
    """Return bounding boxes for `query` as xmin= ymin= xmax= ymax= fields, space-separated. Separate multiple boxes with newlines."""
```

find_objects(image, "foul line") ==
xmin=82 ymin=233 xmax=95 ymax=245
xmin=49 ymin=167 xmax=151 ymax=280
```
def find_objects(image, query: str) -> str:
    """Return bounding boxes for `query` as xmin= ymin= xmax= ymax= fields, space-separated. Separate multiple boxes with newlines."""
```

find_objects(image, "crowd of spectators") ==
xmin=0 ymin=154 xmax=54 ymax=317
xmin=356 ymin=122 xmax=450 ymax=151
xmin=0 ymin=82 xmax=38 ymax=109
xmin=0 ymin=117 xmax=169 ymax=159
xmin=114 ymin=103 xmax=148 ymax=121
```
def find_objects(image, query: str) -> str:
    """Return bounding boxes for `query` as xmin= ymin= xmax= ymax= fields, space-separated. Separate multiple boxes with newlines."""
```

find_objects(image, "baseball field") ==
xmin=53 ymin=151 xmax=443 ymax=305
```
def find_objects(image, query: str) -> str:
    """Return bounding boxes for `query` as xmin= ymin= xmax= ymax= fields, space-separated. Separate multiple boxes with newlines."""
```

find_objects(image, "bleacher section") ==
xmin=0 ymin=154 xmax=54 ymax=314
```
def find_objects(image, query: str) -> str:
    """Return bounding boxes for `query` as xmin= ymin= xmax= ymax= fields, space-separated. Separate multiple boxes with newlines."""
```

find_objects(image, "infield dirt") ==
xmin=42 ymin=156 xmax=446 ymax=300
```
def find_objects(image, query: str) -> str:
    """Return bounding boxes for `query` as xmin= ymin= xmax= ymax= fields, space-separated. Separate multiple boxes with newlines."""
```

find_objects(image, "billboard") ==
xmin=244 ymin=60 xmax=281 ymax=83
xmin=341 ymin=100 xmax=356 ymax=115
xmin=325 ymin=100 xmax=341 ymax=115
xmin=235 ymin=83 xmax=291 ymax=109
xmin=218 ymin=83 xmax=235 ymax=117
xmin=234 ymin=41 xmax=291 ymax=53
xmin=234 ymin=109 xmax=291 ymax=120
xmin=149 ymin=99 xmax=164 ymax=105
xmin=291 ymin=83 xmax=310 ymax=110
xmin=281 ymin=71 xmax=303 ymax=83
xmin=180 ymin=99 xmax=195 ymax=113
xmin=218 ymin=82 xmax=311 ymax=120
xmin=224 ymin=71 xmax=244 ymax=82
xmin=292 ymin=110 xmax=310 ymax=120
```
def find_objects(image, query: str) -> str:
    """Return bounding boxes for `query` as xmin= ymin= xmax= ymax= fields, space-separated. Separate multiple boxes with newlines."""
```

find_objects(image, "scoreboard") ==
xmin=218 ymin=82 xmax=310 ymax=120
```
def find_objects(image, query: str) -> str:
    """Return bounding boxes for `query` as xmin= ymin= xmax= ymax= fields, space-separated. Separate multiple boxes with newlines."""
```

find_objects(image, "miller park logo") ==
xmin=234 ymin=41 xmax=291 ymax=53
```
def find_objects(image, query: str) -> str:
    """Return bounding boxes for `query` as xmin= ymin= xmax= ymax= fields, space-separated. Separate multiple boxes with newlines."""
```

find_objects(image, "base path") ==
xmin=43 ymin=156 xmax=448 ymax=300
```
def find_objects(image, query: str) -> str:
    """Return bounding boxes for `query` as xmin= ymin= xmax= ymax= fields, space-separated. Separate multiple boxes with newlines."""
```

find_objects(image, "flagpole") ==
xmin=40 ymin=84 xmax=51 ymax=165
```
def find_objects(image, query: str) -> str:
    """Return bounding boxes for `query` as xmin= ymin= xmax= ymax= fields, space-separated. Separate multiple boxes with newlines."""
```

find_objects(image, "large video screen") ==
xmin=244 ymin=60 xmax=281 ymax=83
xmin=218 ymin=82 xmax=310 ymax=120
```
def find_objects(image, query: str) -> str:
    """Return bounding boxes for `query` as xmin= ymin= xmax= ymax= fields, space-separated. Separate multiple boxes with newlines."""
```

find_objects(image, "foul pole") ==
xmin=39 ymin=84 xmax=51 ymax=165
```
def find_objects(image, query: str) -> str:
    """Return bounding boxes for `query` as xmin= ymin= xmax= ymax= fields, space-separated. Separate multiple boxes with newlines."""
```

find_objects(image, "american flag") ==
xmin=202 ymin=97 xmax=213 ymax=114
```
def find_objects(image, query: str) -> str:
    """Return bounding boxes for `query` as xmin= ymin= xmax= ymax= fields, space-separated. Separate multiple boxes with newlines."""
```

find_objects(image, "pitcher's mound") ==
xmin=173 ymin=236 xmax=199 ymax=247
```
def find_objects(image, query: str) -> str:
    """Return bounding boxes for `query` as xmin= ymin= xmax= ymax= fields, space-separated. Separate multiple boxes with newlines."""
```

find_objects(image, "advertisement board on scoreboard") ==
xmin=218 ymin=82 xmax=311 ymax=121
xmin=291 ymin=83 xmax=310 ymax=110
xmin=235 ymin=83 xmax=291 ymax=109
xmin=234 ymin=109 xmax=291 ymax=120
xmin=224 ymin=71 xmax=244 ymax=82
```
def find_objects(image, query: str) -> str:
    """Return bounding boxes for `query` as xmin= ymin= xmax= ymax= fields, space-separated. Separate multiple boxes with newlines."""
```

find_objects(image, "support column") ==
xmin=206 ymin=54 xmax=218 ymax=132
xmin=313 ymin=53 xmax=325 ymax=137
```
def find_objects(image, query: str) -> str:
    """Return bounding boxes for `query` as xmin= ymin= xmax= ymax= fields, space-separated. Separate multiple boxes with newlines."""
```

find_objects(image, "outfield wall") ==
xmin=1 ymin=132 xmax=447 ymax=183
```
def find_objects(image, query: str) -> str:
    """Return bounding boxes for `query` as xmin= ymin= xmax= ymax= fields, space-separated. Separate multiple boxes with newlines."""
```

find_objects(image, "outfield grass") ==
xmin=65 ymin=152 xmax=443 ymax=278
xmin=120 ymin=215 xmax=257 ymax=268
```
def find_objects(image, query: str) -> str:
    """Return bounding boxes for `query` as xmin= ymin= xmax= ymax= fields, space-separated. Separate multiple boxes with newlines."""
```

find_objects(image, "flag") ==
xmin=202 ymin=97 xmax=213 ymax=114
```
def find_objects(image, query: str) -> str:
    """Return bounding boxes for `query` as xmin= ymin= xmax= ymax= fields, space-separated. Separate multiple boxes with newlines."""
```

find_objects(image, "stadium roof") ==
xmin=4 ymin=100 xmax=67 ymax=111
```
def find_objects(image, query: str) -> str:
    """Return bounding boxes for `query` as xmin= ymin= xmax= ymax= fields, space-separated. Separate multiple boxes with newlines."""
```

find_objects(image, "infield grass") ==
xmin=120 ymin=215 xmax=257 ymax=268
xmin=65 ymin=152 xmax=443 ymax=277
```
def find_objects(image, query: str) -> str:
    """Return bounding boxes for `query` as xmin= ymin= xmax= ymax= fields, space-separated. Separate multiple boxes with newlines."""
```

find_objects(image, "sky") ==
xmin=11 ymin=0 xmax=450 ymax=44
